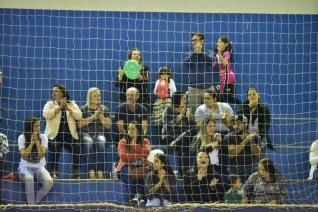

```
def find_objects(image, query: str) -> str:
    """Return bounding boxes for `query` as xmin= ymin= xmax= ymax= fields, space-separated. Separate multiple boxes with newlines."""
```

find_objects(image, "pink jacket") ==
xmin=217 ymin=51 xmax=236 ymax=93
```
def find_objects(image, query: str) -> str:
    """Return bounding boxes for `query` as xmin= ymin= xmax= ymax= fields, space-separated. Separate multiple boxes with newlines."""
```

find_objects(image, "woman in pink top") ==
xmin=214 ymin=37 xmax=241 ymax=104
xmin=117 ymin=121 xmax=151 ymax=205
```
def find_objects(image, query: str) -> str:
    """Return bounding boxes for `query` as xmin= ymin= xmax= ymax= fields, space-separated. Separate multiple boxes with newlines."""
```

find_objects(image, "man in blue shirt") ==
xmin=183 ymin=32 xmax=218 ymax=115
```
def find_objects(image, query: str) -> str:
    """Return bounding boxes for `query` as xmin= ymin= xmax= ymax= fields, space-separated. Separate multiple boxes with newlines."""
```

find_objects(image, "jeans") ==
xmin=118 ymin=165 xmax=145 ymax=199
xmin=47 ymin=132 xmax=80 ymax=173
xmin=82 ymin=133 xmax=107 ymax=171
xmin=19 ymin=165 xmax=53 ymax=205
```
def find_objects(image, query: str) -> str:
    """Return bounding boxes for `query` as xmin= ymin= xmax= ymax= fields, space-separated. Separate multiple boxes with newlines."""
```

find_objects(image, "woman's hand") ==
xmin=95 ymin=106 xmax=103 ymax=118
xmin=136 ymin=73 xmax=143 ymax=80
xmin=197 ymin=168 xmax=207 ymax=181
xmin=186 ymin=107 xmax=192 ymax=119
xmin=159 ymin=169 xmax=166 ymax=183
xmin=211 ymin=141 xmax=220 ymax=149
xmin=59 ymin=98 xmax=67 ymax=109
xmin=31 ymin=133 xmax=39 ymax=144
xmin=214 ymin=133 xmax=222 ymax=143
xmin=209 ymin=177 xmax=219 ymax=188
xmin=118 ymin=67 xmax=124 ymax=80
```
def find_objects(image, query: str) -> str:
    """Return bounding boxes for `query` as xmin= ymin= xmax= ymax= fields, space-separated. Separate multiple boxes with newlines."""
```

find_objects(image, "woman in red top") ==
xmin=117 ymin=121 xmax=151 ymax=205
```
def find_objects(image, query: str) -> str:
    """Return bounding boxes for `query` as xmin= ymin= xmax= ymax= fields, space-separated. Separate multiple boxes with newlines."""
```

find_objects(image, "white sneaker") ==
xmin=128 ymin=197 xmax=139 ymax=205
xmin=162 ymin=199 xmax=171 ymax=207
xmin=146 ymin=198 xmax=161 ymax=207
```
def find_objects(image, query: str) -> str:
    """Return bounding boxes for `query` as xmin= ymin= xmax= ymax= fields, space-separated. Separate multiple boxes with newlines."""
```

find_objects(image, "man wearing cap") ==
xmin=147 ymin=149 xmax=165 ymax=165
xmin=224 ymin=114 xmax=261 ymax=183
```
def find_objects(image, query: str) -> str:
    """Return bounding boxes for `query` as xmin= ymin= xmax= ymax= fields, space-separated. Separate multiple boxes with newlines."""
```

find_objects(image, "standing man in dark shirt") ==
xmin=183 ymin=32 xmax=218 ymax=115
xmin=115 ymin=87 xmax=149 ymax=138
xmin=224 ymin=114 xmax=261 ymax=183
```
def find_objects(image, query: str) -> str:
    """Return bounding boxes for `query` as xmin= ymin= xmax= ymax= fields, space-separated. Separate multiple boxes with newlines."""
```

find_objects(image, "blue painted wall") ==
xmin=0 ymin=9 xmax=317 ymax=181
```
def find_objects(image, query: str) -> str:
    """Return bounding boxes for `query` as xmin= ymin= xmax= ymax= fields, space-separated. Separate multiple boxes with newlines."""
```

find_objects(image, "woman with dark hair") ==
xmin=18 ymin=117 xmax=53 ymax=204
xmin=114 ymin=48 xmax=150 ymax=109
xmin=161 ymin=92 xmax=195 ymax=175
xmin=242 ymin=158 xmax=287 ymax=204
xmin=145 ymin=153 xmax=176 ymax=207
xmin=212 ymin=37 xmax=241 ymax=104
xmin=42 ymin=84 xmax=82 ymax=179
xmin=183 ymin=151 xmax=227 ymax=203
xmin=237 ymin=87 xmax=273 ymax=150
xmin=117 ymin=121 xmax=151 ymax=205
xmin=162 ymin=92 xmax=191 ymax=144
xmin=195 ymin=90 xmax=234 ymax=136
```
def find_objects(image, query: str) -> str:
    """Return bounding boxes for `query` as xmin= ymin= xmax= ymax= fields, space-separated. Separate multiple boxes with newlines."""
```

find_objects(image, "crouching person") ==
xmin=18 ymin=117 xmax=53 ymax=205
xmin=145 ymin=153 xmax=176 ymax=207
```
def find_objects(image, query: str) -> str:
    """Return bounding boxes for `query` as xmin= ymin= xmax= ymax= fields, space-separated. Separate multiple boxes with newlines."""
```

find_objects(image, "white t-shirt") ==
xmin=18 ymin=134 xmax=48 ymax=169
xmin=195 ymin=102 xmax=234 ymax=132
xmin=249 ymin=113 xmax=259 ymax=134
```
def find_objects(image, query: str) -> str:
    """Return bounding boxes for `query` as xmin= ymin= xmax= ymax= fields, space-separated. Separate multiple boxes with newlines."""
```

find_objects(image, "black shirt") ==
xmin=183 ymin=166 xmax=227 ymax=203
xmin=224 ymin=132 xmax=255 ymax=167
xmin=115 ymin=103 xmax=148 ymax=131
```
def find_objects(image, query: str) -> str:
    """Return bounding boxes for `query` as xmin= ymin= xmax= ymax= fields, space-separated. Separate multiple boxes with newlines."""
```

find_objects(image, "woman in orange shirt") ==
xmin=117 ymin=121 xmax=151 ymax=205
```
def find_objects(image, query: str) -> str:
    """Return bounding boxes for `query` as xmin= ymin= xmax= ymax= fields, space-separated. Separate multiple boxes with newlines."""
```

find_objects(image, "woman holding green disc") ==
xmin=114 ymin=48 xmax=150 ymax=110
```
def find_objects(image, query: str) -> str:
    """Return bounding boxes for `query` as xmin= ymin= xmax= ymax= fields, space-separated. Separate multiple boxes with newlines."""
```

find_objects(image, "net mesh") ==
xmin=0 ymin=8 xmax=317 ymax=208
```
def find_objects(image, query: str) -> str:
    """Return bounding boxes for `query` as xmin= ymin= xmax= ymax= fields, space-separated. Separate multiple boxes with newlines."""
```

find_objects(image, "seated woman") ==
xmin=191 ymin=117 xmax=227 ymax=174
xmin=195 ymin=90 xmax=234 ymax=136
xmin=242 ymin=158 xmax=288 ymax=204
xmin=114 ymin=48 xmax=151 ymax=110
xmin=183 ymin=151 xmax=227 ymax=203
xmin=145 ymin=153 xmax=176 ymax=207
xmin=237 ymin=87 xmax=273 ymax=150
xmin=117 ymin=121 xmax=151 ymax=205
xmin=162 ymin=92 xmax=195 ymax=175
xmin=42 ymin=84 xmax=82 ymax=179
xmin=78 ymin=87 xmax=112 ymax=179
xmin=18 ymin=117 xmax=53 ymax=205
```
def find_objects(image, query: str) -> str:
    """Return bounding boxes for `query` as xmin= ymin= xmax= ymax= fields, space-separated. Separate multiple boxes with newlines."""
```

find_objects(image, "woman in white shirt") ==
xmin=18 ymin=117 xmax=53 ymax=205
xmin=192 ymin=117 xmax=224 ymax=173
xmin=42 ymin=84 xmax=82 ymax=179
xmin=195 ymin=90 xmax=234 ymax=135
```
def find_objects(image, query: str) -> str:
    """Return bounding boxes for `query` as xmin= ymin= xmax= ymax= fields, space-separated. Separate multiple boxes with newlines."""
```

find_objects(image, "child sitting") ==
xmin=224 ymin=174 xmax=243 ymax=204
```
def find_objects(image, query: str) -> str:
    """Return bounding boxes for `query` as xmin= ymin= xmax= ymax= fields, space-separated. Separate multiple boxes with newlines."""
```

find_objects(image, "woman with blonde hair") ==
xmin=192 ymin=117 xmax=225 ymax=174
xmin=78 ymin=87 xmax=112 ymax=179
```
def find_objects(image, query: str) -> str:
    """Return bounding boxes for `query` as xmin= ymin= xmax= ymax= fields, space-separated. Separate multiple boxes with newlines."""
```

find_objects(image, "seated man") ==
xmin=115 ymin=87 xmax=149 ymax=138
xmin=224 ymin=114 xmax=261 ymax=183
